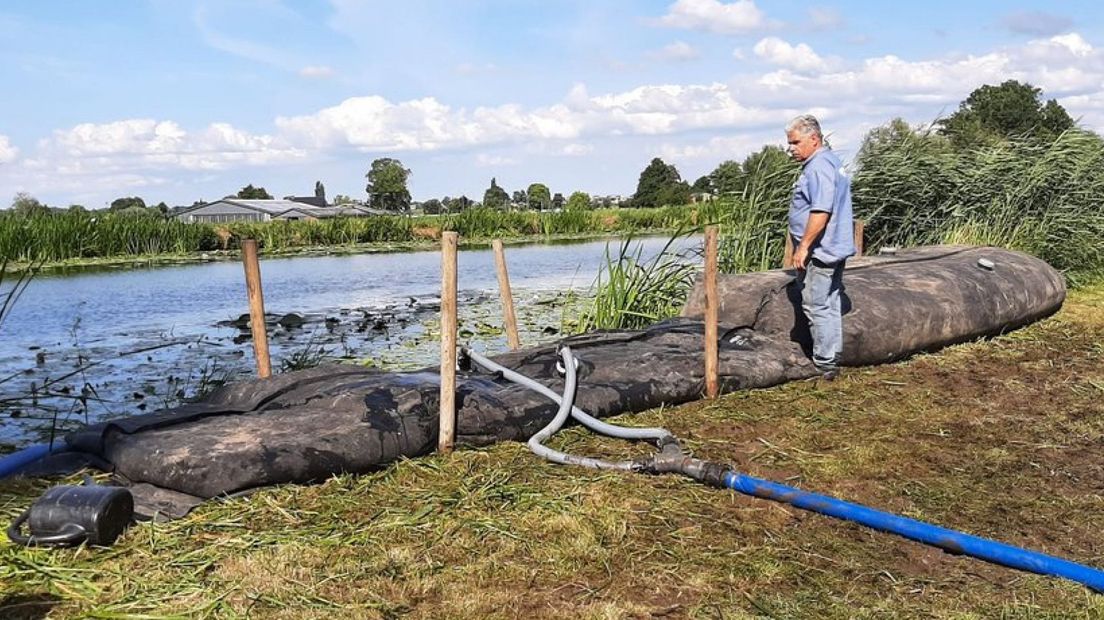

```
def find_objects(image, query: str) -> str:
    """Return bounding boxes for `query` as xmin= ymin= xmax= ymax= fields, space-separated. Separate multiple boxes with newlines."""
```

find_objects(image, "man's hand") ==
xmin=792 ymin=245 xmax=809 ymax=270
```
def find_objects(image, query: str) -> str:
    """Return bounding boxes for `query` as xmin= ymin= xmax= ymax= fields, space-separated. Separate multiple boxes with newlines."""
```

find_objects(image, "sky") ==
xmin=1 ymin=0 xmax=1103 ymax=208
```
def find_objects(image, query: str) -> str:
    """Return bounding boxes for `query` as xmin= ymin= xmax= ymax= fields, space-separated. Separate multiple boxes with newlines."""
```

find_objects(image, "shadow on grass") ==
xmin=0 ymin=594 xmax=61 ymax=620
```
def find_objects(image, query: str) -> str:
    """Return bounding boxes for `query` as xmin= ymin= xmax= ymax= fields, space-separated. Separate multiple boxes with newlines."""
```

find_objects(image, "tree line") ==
xmin=5 ymin=80 xmax=1077 ymax=221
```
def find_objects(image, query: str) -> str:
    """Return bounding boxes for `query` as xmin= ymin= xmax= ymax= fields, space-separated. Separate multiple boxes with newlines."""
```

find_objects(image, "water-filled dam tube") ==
xmin=50 ymin=245 xmax=1063 ymax=516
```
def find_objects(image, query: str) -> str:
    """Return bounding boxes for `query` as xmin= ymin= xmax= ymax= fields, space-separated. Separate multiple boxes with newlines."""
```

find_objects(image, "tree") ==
xmin=421 ymin=198 xmax=443 ymax=215
xmin=551 ymin=193 xmax=565 ymax=211
xmin=482 ymin=177 xmax=510 ymax=210
xmin=939 ymin=80 xmax=1075 ymax=147
xmin=110 ymin=196 xmax=147 ymax=211
xmin=153 ymin=201 xmax=169 ymax=215
xmin=632 ymin=158 xmax=689 ymax=208
xmin=235 ymin=184 xmax=272 ymax=200
xmin=314 ymin=180 xmax=326 ymax=203
xmin=691 ymin=175 xmax=712 ymax=193
xmin=527 ymin=183 xmax=551 ymax=211
xmin=566 ymin=191 xmax=591 ymax=211
xmin=453 ymin=195 xmax=473 ymax=212
xmin=365 ymin=158 xmax=412 ymax=212
xmin=11 ymin=192 xmax=48 ymax=217
xmin=709 ymin=160 xmax=744 ymax=197
xmin=332 ymin=194 xmax=356 ymax=205
xmin=511 ymin=190 xmax=527 ymax=210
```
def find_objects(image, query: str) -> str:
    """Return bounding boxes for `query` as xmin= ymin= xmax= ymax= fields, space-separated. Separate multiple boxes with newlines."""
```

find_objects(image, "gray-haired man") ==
xmin=785 ymin=114 xmax=855 ymax=380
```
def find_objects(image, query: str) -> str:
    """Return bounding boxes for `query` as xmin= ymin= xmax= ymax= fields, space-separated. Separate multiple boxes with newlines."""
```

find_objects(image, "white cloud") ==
xmin=12 ymin=29 xmax=1104 ymax=207
xmin=753 ymin=37 xmax=829 ymax=73
xmin=649 ymin=41 xmax=699 ymax=62
xmin=747 ymin=31 xmax=1104 ymax=112
xmin=655 ymin=0 xmax=770 ymax=35
xmin=0 ymin=135 xmax=18 ymax=164
xmin=274 ymin=84 xmax=795 ymax=152
xmin=21 ymin=116 xmax=306 ymax=194
xmin=1025 ymin=33 xmax=1094 ymax=60
xmin=299 ymin=65 xmax=335 ymax=79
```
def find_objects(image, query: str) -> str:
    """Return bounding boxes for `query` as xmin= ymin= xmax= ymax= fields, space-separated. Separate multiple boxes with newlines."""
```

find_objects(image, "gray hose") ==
xmin=524 ymin=347 xmax=640 ymax=471
xmin=463 ymin=348 xmax=674 ymax=444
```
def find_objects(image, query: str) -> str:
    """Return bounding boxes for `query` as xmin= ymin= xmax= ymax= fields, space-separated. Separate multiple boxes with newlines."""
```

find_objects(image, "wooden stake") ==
xmin=704 ymin=226 xmax=719 ymax=399
xmin=438 ymin=231 xmax=459 ymax=453
xmin=854 ymin=219 xmax=865 ymax=257
xmin=783 ymin=230 xmax=794 ymax=269
xmin=492 ymin=239 xmax=521 ymax=351
xmin=240 ymin=239 xmax=272 ymax=379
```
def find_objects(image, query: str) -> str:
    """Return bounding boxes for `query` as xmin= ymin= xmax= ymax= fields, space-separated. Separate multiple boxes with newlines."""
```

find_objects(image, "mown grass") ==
xmin=2 ymin=284 xmax=1102 ymax=618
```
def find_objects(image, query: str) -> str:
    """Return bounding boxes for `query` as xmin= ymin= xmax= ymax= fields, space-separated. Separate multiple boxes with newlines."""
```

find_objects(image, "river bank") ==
xmin=0 ymin=235 xmax=696 ymax=448
xmin=0 ymin=204 xmax=713 ymax=273
xmin=3 ymin=284 xmax=1100 ymax=617
xmin=11 ymin=229 xmax=683 ymax=275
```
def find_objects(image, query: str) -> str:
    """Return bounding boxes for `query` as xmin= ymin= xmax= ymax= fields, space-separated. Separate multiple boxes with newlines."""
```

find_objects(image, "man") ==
xmin=785 ymin=114 xmax=855 ymax=380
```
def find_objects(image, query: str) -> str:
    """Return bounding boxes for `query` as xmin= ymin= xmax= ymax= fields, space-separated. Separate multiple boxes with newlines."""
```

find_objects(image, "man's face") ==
xmin=786 ymin=130 xmax=821 ymax=162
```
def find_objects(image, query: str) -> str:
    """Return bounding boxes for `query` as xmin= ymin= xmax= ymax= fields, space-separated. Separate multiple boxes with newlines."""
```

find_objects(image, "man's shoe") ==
xmin=815 ymin=365 xmax=840 ymax=381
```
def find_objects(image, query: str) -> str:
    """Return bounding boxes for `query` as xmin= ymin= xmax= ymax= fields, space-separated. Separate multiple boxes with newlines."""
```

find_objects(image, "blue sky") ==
xmin=1 ymin=0 xmax=1102 ymax=208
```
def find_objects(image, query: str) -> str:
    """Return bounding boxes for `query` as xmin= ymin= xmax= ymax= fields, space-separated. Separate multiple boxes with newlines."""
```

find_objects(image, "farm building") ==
xmin=175 ymin=199 xmax=380 ymax=223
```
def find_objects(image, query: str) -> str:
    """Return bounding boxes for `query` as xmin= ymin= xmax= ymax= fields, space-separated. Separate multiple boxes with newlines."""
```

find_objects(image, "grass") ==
xmin=2 ymin=283 xmax=1102 ymax=618
xmin=0 ymin=206 xmax=709 ymax=270
xmin=577 ymin=232 xmax=700 ymax=332
xmin=852 ymin=126 xmax=1104 ymax=286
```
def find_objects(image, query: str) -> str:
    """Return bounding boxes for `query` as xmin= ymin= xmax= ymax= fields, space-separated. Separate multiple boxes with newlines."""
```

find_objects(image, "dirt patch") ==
xmin=411 ymin=225 xmax=440 ymax=240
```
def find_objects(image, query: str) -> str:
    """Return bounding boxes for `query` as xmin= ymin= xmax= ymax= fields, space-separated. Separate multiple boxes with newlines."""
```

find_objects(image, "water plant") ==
xmin=0 ymin=206 xmax=704 ymax=267
xmin=577 ymin=232 xmax=699 ymax=332
xmin=852 ymin=124 xmax=1104 ymax=285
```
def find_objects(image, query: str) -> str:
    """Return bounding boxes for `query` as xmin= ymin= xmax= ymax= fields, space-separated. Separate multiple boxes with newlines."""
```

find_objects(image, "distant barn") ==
xmin=175 ymin=199 xmax=383 ymax=223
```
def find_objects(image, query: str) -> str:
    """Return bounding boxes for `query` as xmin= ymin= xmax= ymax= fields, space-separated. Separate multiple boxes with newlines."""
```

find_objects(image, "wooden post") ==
xmin=438 ymin=231 xmax=459 ymax=453
xmin=783 ymin=231 xmax=794 ymax=269
xmin=492 ymin=239 xmax=521 ymax=351
xmin=240 ymin=239 xmax=272 ymax=379
xmin=704 ymin=226 xmax=719 ymax=399
xmin=854 ymin=219 xmax=865 ymax=257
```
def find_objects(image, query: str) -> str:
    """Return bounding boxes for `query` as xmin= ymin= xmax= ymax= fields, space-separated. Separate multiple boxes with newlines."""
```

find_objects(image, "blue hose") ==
xmin=0 ymin=442 xmax=68 ymax=479
xmin=723 ymin=471 xmax=1104 ymax=593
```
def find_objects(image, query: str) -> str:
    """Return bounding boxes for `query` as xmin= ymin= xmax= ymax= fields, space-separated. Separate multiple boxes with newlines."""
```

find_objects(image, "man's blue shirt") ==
xmin=789 ymin=147 xmax=856 ymax=264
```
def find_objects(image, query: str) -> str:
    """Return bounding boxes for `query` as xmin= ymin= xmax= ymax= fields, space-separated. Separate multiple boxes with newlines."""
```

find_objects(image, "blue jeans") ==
xmin=800 ymin=258 xmax=844 ymax=369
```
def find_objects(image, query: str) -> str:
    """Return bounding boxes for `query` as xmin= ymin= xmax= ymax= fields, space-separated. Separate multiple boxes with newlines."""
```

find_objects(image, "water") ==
xmin=0 ymin=235 xmax=700 ymax=445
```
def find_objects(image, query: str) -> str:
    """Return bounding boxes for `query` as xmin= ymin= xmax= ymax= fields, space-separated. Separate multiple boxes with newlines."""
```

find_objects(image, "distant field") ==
xmin=2 ymin=283 xmax=1101 ymax=618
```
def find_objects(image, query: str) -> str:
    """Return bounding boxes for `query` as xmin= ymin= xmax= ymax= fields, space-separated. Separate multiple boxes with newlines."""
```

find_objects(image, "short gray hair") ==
xmin=786 ymin=114 xmax=823 ymax=141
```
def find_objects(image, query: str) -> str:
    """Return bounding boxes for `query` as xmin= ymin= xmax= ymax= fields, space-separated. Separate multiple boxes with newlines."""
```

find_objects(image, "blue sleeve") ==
xmin=806 ymin=161 xmax=836 ymax=214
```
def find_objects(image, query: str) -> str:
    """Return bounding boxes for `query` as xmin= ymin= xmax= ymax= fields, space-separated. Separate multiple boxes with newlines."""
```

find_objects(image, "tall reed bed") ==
xmin=0 ymin=206 xmax=702 ymax=265
xmin=435 ymin=207 xmax=702 ymax=238
xmin=583 ymin=125 xmax=1104 ymax=331
xmin=853 ymin=126 xmax=1104 ymax=285
xmin=0 ymin=212 xmax=221 ymax=262
xmin=577 ymin=233 xmax=700 ymax=332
